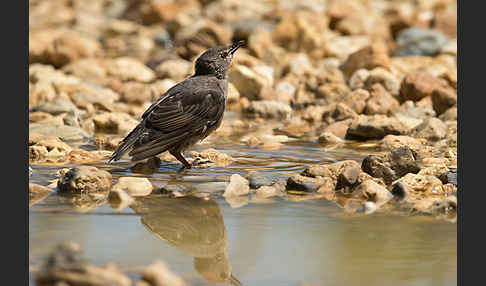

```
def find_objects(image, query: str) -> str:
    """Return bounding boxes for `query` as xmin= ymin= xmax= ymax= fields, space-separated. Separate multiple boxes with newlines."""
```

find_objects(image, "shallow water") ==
xmin=29 ymin=138 xmax=456 ymax=286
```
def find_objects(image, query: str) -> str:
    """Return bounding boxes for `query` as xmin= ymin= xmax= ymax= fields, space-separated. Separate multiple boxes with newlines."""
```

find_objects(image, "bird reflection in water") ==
xmin=131 ymin=196 xmax=242 ymax=286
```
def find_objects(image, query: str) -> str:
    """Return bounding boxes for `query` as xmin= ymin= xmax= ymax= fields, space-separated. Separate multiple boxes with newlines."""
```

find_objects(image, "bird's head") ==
xmin=194 ymin=41 xmax=244 ymax=79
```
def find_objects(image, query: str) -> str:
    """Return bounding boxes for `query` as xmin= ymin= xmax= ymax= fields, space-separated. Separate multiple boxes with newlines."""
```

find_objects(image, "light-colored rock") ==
xmin=29 ymin=183 xmax=53 ymax=206
xmin=352 ymin=180 xmax=393 ymax=207
xmin=29 ymin=123 xmax=89 ymax=141
xmin=381 ymin=135 xmax=425 ymax=152
xmin=29 ymin=134 xmax=73 ymax=162
xmin=139 ymin=261 xmax=186 ymax=286
xmin=155 ymin=59 xmax=192 ymax=81
xmin=345 ymin=115 xmax=409 ymax=140
xmin=412 ymin=117 xmax=448 ymax=141
xmin=92 ymin=112 xmax=139 ymax=136
xmin=106 ymin=57 xmax=156 ymax=82
xmin=341 ymin=44 xmax=390 ymax=77
xmin=243 ymin=100 xmax=291 ymax=119
xmin=223 ymin=174 xmax=250 ymax=197
xmin=112 ymin=177 xmax=153 ymax=197
xmin=229 ymin=64 xmax=274 ymax=100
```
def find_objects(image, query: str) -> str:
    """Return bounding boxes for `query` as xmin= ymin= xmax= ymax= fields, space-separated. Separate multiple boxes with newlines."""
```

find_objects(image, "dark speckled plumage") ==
xmin=109 ymin=41 xmax=244 ymax=169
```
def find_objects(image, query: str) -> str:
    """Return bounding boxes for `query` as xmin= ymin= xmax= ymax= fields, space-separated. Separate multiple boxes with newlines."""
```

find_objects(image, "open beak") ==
xmin=229 ymin=40 xmax=245 ymax=55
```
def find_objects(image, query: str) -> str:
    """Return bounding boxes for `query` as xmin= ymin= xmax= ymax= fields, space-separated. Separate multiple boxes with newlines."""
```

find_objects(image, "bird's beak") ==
xmin=229 ymin=40 xmax=245 ymax=55
xmin=229 ymin=274 xmax=242 ymax=286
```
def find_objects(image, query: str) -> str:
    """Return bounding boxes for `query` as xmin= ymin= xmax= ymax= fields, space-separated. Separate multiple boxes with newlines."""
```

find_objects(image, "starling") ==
xmin=109 ymin=41 xmax=244 ymax=169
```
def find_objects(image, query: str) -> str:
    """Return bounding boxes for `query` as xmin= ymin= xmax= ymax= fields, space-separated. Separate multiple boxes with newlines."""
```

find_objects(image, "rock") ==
xmin=380 ymin=135 xmax=424 ymax=152
xmin=223 ymin=174 xmax=250 ymax=197
xmin=343 ymin=89 xmax=370 ymax=114
xmin=302 ymin=160 xmax=361 ymax=190
xmin=57 ymin=166 xmax=112 ymax=194
xmin=29 ymin=134 xmax=73 ymax=163
xmin=155 ymin=59 xmax=192 ymax=81
xmin=352 ymin=180 xmax=393 ymax=208
xmin=393 ymin=173 xmax=446 ymax=196
xmin=358 ymin=201 xmax=378 ymax=215
xmin=396 ymin=101 xmax=436 ymax=120
xmin=439 ymin=107 xmax=457 ymax=121
xmin=242 ymin=100 xmax=292 ymax=119
xmin=286 ymin=174 xmax=324 ymax=193
xmin=424 ymin=196 xmax=457 ymax=217
xmin=247 ymin=171 xmax=274 ymax=189
xmin=229 ymin=64 xmax=274 ymax=100
xmin=439 ymin=169 xmax=457 ymax=187
xmin=277 ymin=119 xmax=312 ymax=138
xmin=29 ymin=30 xmax=103 ymax=67
xmin=139 ymin=261 xmax=186 ymax=286
xmin=324 ymin=35 xmax=370 ymax=60
xmin=68 ymin=149 xmax=102 ymax=163
xmin=321 ymin=103 xmax=358 ymax=124
xmin=341 ymin=44 xmax=390 ymax=77
xmin=364 ymin=84 xmax=399 ymax=116
xmin=412 ymin=117 xmax=448 ymax=141
xmin=345 ymin=115 xmax=409 ymax=140
xmin=188 ymin=148 xmax=233 ymax=167
xmin=35 ymin=242 xmax=131 ymax=286
xmin=119 ymin=82 xmax=154 ymax=104
xmin=92 ymin=112 xmax=139 ymax=136
xmin=106 ymin=57 xmax=156 ymax=82
xmin=94 ymin=136 xmax=123 ymax=151
xmin=399 ymin=72 xmax=449 ymax=102
xmin=361 ymin=146 xmax=421 ymax=185
xmin=108 ymin=189 xmax=135 ymax=210
xmin=60 ymin=83 xmax=119 ymax=111
xmin=29 ymin=183 xmax=53 ymax=206
xmin=32 ymin=94 xmax=79 ymax=115
xmin=394 ymin=28 xmax=449 ymax=57
xmin=255 ymin=184 xmax=286 ymax=199
xmin=324 ymin=119 xmax=353 ymax=138
xmin=318 ymin=132 xmax=344 ymax=145
xmin=112 ymin=177 xmax=153 ymax=197
xmin=29 ymin=123 xmax=89 ymax=141
xmin=431 ymin=86 xmax=457 ymax=115
xmin=62 ymin=58 xmax=107 ymax=82
xmin=227 ymin=82 xmax=240 ymax=103
xmin=364 ymin=68 xmax=401 ymax=96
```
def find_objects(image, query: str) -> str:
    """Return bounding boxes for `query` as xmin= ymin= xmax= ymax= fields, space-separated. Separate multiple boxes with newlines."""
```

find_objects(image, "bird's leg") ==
xmin=170 ymin=150 xmax=192 ymax=170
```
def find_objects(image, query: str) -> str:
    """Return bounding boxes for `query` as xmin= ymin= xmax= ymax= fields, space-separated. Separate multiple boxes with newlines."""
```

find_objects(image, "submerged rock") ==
xmin=57 ymin=166 xmax=112 ymax=194
xmin=108 ymin=189 xmax=135 ymax=210
xmin=352 ymin=180 xmax=393 ymax=208
xmin=112 ymin=177 xmax=153 ymax=197
xmin=29 ymin=183 xmax=53 ymax=206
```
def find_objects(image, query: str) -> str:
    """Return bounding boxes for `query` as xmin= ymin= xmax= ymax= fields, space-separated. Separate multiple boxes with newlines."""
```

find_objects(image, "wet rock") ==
xmin=92 ymin=112 xmax=139 ymax=136
xmin=394 ymin=28 xmax=449 ymax=57
xmin=139 ymin=260 xmax=186 ymax=286
xmin=154 ymin=59 xmax=192 ymax=81
xmin=112 ymin=177 xmax=153 ymax=197
xmin=229 ymin=64 xmax=274 ymax=100
xmin=412 ymin=117 xmax=447 ymax=141
xmin=223 ymin=174 xmax=250 ymax=197
xmin=317 ymin=132 xmax=344 ymax=145
xmin=154 ymin=184 xmax=191 ymax=197
xmin=322 ymin=103 xmax=358 ymax=124
xmin=94 ymin=136 xmax=123 ymax=151
xmin=276 ymin=119 xmax=312 ymax=138
xmin=424 ymin=196 xmax=457 ymax=217
xmin=380 ymin=135 xmax=425 ymax=152
xmin=106 ymin=57 xmax=156 ymax=82
xmin=364 ymin=84 xmax=399 ymax=116
xmin=57 ymin=166 xmax=112 ymax=194
xmin=242 ymin=100 xmax=292 ymax=119
xmin=302 ymin=160 xmax=361 ymax=192
xmin=68 ymin=149 xmax=102 ymax=163
xmin=188 ymin=148 xmax=233 ymax=167
xmin=247 ymin=171 xmax=274 ymax=189
xmin=324 ymin=119 xmax=353 ymax=138
xmin=29 ymin=123 xmax=89 ymax=141
xmin=255 ymin=184 xmax=286 ymax=199
xmin=358 ymin=201 xmax=378 ymax=215
xmin=341 ymin=44 xmax=390 ymax=77
xmin=286 ymin=174 xmax=324 ymax=193
xmin=345 ymin=115 xmax=409 ymax=140
xmin=36 ymin=242 xmax=131 ymax=286
xmin=242 ymin=134 xmax=289 ymax=150
xmin=431 ymin=86 xmax=457 ymax=115
xmin=108 ymin=189 xmax=135 ymax=210
xmin=29 ymin=183 xmax=53 ymax=206
xmin=352 ymin=180 xmax=393 ymax=208
xmin=399 ymin=72 xmax=449 ymax=102
xmin=336 ymin=165 xmax=361 ymax=190
xmin=393 ymin=173 xmax=446 ymax=196
xmin=29 ymin=134 xmax=73 ymax=163
xmin=361 ymin=146 xmax=421 ymax=185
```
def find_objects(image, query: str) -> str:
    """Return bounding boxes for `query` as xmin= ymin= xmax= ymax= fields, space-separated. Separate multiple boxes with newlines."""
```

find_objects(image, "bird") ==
xmin=109 ymin=41 xmax=244 ymax=170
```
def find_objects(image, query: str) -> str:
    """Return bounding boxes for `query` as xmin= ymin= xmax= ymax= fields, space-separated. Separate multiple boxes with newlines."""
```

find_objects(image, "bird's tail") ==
xmin=109 ymin=124 xmax=145 ymax=162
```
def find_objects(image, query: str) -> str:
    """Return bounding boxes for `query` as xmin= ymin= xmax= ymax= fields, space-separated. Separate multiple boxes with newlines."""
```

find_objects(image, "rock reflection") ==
xmin=131 ymin=196 xmax=241 ymax=286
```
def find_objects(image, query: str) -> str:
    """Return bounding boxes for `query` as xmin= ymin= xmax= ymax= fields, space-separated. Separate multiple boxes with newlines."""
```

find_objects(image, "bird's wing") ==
xmin=128 ymin=81 xmax=225 ymax=160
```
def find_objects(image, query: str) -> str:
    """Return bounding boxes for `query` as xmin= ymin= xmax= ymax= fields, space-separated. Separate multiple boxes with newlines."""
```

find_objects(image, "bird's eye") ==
xmin=220 ymin=52 xmax=227 ymax=59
